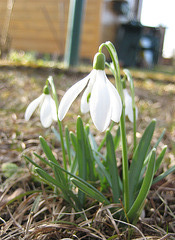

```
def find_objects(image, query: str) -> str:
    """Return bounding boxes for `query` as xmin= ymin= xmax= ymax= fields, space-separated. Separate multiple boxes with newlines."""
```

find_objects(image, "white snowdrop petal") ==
xmin=106 ymin=79 xmax=122 ymax=123
xmin=90 ymin=70 xmax=111 ymax=132
xmin=80 ymin=70 xmax=96 ymax=113
xmin=80 ymin=87 xmax=90 ymax=113
xmin=40 ymin=95 xmax=53 ymax=128
xmin=25 ymin=94 xmax=44 ymax=121
xmin=50 ymin=96 xmax=57 ymax=121
xmin=124 ymin=89 xmax=136 ymax=122
xmin=58 ymin=75 xmax=90 ymax=120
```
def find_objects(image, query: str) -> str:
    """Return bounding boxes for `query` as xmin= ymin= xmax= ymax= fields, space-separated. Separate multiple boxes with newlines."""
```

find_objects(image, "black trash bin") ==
xmin=115 ymin=21 xmax=143 ymax=67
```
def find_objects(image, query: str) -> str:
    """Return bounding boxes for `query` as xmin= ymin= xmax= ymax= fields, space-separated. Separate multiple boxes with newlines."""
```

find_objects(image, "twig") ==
xmin=106 ymin=214 xmax=147 ymax=240
xmin=159 ymin=233 xmax=175 ymax=240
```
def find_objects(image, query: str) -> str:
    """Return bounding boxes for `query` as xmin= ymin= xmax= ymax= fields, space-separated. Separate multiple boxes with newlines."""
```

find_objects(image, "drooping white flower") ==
xmin=58 ymin=53 xmax=122 ymax=132
xmin=123 ymin=89 xmax=138 ymax=122
xmin=25 ymin=85 xmax=57 ymax=128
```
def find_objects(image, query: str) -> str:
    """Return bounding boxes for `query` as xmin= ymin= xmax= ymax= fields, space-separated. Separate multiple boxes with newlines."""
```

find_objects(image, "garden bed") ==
xmin=0 ymin=64 xmax=175 ymax=239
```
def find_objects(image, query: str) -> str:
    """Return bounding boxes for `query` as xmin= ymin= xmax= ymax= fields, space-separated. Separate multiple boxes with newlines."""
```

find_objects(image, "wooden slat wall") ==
xmin=0 ymin=0 xmax=102 ymax=60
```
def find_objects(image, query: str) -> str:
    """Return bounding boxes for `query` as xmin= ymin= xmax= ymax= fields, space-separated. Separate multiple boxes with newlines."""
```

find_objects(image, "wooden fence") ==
xmin=0 ymin=0 xmax=102 ymax=60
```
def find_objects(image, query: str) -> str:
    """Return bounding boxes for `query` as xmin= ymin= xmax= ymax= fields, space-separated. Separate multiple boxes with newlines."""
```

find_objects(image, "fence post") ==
xmin=64 ymin=0 xmax=86 ymax=67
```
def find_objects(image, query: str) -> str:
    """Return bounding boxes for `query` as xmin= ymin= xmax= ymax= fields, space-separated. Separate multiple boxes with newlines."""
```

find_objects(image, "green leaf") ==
xmin=154 ymin=145 xmax=167 ymax=174
xmin=127 ymin=149 xmax=156 ymax=222
xmin=106 ymin=131 xmax=120 ymax=203
xmin=153 ymin=129 xmax=166 ymax=149
xmin=71 ymin=178 xmax=109 ymax=205
xmin=24 ymin=155 xmax=41 ymax=169
xmin=114 ymin=126 xmax=120 ymax=150
xmin=153 ymin=165 xmax=175 ymax=185
xmin=92 ymin=149 xmax=112 ymax=187
xmin=97 ymin=122 xmax=114 ymax=151
xmin=65 ymin=126 xmax=72 ymax=165
xmin=35 ymin=167 xmax=81 ymax=210
xmin=84 ymin=131 xmax=96 ymax=181
xmin=39 ymin=136 xmax=67 ymax=188
xmin=76 ymin=116 xmax=87 ymax=205
xmin=50 ymin=161 xmax=110 ymax=205
xmin=70 ymin=131 xmax=77 ymax=151
xmin=39 ymin=136 xmax=58 ymax=165
xmin=33 ymin=152 xmax=52 ymax=167
xmin=129 ymin=119 xmax=156 ymax=206
xmin=35 ymin=167 xmax=64 ymax=189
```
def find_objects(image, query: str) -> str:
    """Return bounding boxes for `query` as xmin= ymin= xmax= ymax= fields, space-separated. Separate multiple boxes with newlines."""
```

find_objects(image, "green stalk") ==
xmin=123 ymin=69 xmax=137 ymax=152
xmin=47 ymin=76 xmax=67 ymax=176
xmin=120 ymin=108 xmax=129 ymax=212
xmin=99 ymin=41 xmax=129 ymax=212
xmin=57 ymin=120 xmax=67 ymax=172
xmin=133 ymin=107 xmax=137 ymax=152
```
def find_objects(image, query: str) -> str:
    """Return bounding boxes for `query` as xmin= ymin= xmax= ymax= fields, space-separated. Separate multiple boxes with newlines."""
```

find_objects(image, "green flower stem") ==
xmin=120 ymin=107 xmax=129 ymax=212
xmin=99 ymin=41 xmax=129 ymax=212
xmin=58 ymin=119 xmax=67 ymax=173
xmin=133 ymin=107 xmax=137 ymax=152
xmin=47 ymin=76 xmax=67 ymax=176
xmin=123 ymin=69 xmax=137 ymax=152
xmin=99 ymin=42 xmax=123 ymax=98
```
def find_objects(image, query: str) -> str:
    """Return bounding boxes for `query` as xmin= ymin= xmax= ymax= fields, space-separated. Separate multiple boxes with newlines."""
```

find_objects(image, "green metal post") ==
xmin=64 ymin=0 xmax=86 ymax=67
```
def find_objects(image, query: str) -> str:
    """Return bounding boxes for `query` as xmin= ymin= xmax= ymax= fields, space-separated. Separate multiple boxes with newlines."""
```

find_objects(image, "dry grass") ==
xmin=0 ymin=64 xmax=175 ymax=239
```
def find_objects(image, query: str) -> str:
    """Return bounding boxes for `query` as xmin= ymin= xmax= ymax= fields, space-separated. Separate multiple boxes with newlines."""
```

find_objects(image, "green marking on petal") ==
xmin=93 ymin=52 xmax=105 ymax=70
xmin=87 ymin=92 xmax=91 ymax=103
xmin=43 ymin=85 xmax=50 ymax=95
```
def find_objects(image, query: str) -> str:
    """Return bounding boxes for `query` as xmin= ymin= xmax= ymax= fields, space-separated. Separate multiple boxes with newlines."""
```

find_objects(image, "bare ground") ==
xmin=0 ymin=64 xmax=175 ymax=239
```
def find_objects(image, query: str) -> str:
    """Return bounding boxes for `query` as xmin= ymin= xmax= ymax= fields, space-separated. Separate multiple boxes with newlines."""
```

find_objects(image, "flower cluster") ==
xmin=25 ymin=53 xmax=137 ymax=131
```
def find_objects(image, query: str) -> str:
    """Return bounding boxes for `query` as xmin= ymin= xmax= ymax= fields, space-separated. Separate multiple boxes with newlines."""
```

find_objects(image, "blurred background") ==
xmin=0 ymin=0 xmax=175 ymax=69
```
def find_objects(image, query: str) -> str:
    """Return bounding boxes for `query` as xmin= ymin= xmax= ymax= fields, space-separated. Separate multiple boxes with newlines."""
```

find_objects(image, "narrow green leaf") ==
xmin=24 ymin=155 xmax=41 ymax=169
xmin=50 ymin=161 xmax=110 ymax=205
xmin=129 ymin=119 xmax=156 ymax=206
xmin=106 ymin=131 xmax=120 ymax=203
xmin=39 ymin=136 xmax=58 ymax=164
xmin=70 ymin=131 xmax=77 ymax=151
xmin=65 ymin=126 xmax=72 ymax=165
xmin=35 ymin=168 xmax=80 ymax=210
xmin=153 ymin=129 xmax=166 ymax=149
xmin=97 ymin=122 xmax=114 ymax=151
xmin=35 ymin=168 xmax=64 ymax=189
xmin=127 ymin=149 xmax=156 ymax=222
xmin=76 ymin=116 xmax=87 ymax=205
xmin=39 ymin=136 xmax=66 ymax=185
xmin=71 ymin=178 xmax=109 ymax=204
xmin=154 ymin=145 xmax=167 ymax=174
xmin=114 ymin=125 xmax=120 ymax=150
xmin=33 ymin=152 xmax=52 ymax=167
xmin=153 ymin=165 xmax=175 ymax=185
xmin=53 ymin=165 xmax=67 ymax=187
xmin=84 ymin=130 xmax=96 ymax=181
xmin=92 ymin=149 xmax=112 ymax=187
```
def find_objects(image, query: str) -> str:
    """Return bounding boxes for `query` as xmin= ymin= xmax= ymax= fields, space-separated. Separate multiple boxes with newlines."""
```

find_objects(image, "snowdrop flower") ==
xmin=25 ymin=85 xmax=57 ymax=128
xmin=123 ymin=88 xmax=138 ymax=122
xmin=58 ymin=52 xmax=122 ymax=132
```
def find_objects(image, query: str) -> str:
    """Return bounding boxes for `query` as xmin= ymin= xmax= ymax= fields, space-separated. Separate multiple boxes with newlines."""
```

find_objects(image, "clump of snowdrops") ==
xmin=24 ymin=41 xmax=174 ymax=224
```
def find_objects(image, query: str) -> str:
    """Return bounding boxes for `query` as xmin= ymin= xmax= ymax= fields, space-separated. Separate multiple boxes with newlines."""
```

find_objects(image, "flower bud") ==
xmin=93 ymin=52 xmax=105 ymax=70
